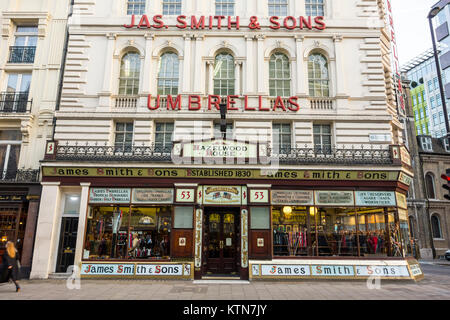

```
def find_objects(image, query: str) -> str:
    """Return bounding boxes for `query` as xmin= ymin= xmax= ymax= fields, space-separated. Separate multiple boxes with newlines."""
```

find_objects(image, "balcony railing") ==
xmin=309 ymin=97 xmax=335 ymax=110
xmin=270 ymin=145 xmax=392 ymax=165
xmin=114 ymin=96 xmax=138 ymax=108
xmin=8 ymin=46 xmax=36 ymax=64
xmin=55 ymin=143 xmax=173 ymax=162
xmin=0 ymin=92 xmax=31 ymax=113
xmin=0 ymin=169 xmax=40 ymax=183
xmin=53 ymin=142 xmax=393 ymax=165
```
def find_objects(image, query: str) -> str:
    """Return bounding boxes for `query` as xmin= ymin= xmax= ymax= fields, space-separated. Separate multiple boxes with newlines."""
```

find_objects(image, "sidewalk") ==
xmin=419 ymin=259 xmax=450 ymax=266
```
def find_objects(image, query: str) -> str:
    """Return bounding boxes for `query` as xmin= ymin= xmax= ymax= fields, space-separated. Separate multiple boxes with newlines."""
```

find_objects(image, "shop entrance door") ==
xmin=204 ymin=207 xmax=240 ymax=275
xmin=56 ymin=217 xmax=78 ymax=273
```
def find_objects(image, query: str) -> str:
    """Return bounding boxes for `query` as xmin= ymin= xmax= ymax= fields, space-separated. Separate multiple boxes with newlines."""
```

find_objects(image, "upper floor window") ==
xmin=431 ymin=215 xmax=442 ymax=239
xmin=268 ymin=0 xmax=288 ymax=16
xmin=8 ymin=26 xmax=37 ymax=64
xmin=313 ymin=124 xmax=332 ymax=154
xmin=163 ymin=0 xmax=182 ymax=15
xmin=305 ymin=0 xmax=325 ymax=16
xmin=214 ymin=122 xmax=234 ymax=139
xmin=114 ymin=122 xmax=134 ymax=152
xmin=269 ymin=53 xmax=291 ymax=97
xmin=272 ymin=123 xmax=292 ymax=153
xmin=214 ymin=53 xmax=235 ymax=96
xmin=155 ymin=122 xmax=174 ymax=152
xmin=119 ymin=52 xmax=141 ymax=96
xmin=1 ymin=74 xmax=31 ymax=113
xmin=127 ymin=0 xmax=146 ymax=15
xmin=157 ymin=52 xmax=179 ymax=95
xmin=216 ymin=0 xmax=235 ymax=16
xmin=0 ymin=130 xmax=21 ymax=180
xmin=308 ymin=53 xmax=329 ymax=97
xmin=430 ymin=97 xmax=435 ymax=109
xmin=420 ymin=136 xmax=433 ymax=151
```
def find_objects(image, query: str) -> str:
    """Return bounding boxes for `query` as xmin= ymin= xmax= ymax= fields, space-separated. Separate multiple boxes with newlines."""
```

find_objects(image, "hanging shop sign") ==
xmin=43 ymin=167 xmax=400 ymax=182
xmin=124 ymin=15 xmax=326 ymax=31
xmin=174 ymin=140 xmax=258 ymax=159
xmin=203 ymin=186 xmax=242 ymax=205
xmin=271 ymin=190 xmax=314 ymax=206
xmin=398 ymin=209 xmax=408 ymax=221
xmin=81 ymin=262 xmax=192 ymax=278
xmin=400 ymin=146 xmax=411 ymax=167
xmin=89 ymin=188 xmax=131 ymax=203
xmin=132 ymin=188 xmax=174 ymax=204
xmin=355 ymin=191 xmax=396 ymax=207
xmin=249 ymin=189 xmax=269 ymax=204
xmin=396 ymin=192 xmax=407 ymax=209
xmin=314 ymin=191 xmax=354 ymax=206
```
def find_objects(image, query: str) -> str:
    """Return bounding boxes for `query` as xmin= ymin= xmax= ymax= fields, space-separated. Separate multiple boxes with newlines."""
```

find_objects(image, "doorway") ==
xmin=204 ymin=207 xmax=240 ymax=276
xmin=56 ymin=217 xmax=78 ymax=273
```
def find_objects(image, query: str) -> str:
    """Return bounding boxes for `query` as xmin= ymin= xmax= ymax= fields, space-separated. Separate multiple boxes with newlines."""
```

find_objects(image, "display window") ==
xmin=84 ymin=205 xmax=172 ymax=260
xmin=272 ymin=205 xmax=407 ymax=258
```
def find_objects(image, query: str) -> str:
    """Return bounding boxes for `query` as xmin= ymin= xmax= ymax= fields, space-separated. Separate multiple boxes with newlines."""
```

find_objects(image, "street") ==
xmin=0 ymin=263 xmax=449 ymax=300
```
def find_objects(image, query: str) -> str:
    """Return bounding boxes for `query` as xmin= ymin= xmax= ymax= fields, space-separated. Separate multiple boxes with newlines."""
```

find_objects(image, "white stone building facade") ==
xmin=30 ymin=0 xmax=420 ymax=281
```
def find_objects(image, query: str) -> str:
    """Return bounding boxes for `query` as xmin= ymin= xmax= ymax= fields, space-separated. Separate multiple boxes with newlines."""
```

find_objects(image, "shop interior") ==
xmin=272 ymin=206 xmax=411 ymax=257
xmin=84 ymin=205 xmax=172 ymax=260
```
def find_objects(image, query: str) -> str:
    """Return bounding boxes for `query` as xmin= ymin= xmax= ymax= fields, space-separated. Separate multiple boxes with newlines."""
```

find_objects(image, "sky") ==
xmin=392 ymin=0 xmax=438 ymax=67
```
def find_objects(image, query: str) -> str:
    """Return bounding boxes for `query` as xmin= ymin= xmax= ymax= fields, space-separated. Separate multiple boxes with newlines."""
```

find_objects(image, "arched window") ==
xmin=269 ymin=53 xmax=291 ymax=97
xmin=213 ymin=53 xmax=235 ymax=96
xmin=157 ymin=52 xmax=179 ymax=95
xmin=306 ymin=0 xmax=325 ymax=16
xmin=431 ymin=215 xmax=442 ymax=238
xmin=425 ymin=173 xmax=436 ymax=199
xmin=119 ymin=52 xmax=141 ymax=96
xmin=308 ymin=53 xmax=329 ymax=97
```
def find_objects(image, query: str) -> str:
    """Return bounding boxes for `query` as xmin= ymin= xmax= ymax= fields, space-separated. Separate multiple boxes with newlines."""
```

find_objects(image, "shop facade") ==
xmin=31 ymin=161 xmax=421 ymax=281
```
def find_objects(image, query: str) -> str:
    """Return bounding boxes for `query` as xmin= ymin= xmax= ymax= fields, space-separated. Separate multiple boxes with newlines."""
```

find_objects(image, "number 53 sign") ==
xmin=176 ymin=189 xmax=195 ymax=203
xmin=250 ymin=190 xmax=269 ymax=203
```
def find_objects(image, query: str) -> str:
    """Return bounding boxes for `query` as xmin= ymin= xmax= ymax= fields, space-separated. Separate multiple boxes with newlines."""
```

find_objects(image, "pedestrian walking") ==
xmin=0 ymin=241 xmax=21 ymax=292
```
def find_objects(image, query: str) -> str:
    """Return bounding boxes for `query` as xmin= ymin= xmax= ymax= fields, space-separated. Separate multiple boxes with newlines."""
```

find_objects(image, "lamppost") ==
xmin=219 ymin=102 xmax=227 ymax=140
xmin=428 ymin=6 xmax=450 ymax=139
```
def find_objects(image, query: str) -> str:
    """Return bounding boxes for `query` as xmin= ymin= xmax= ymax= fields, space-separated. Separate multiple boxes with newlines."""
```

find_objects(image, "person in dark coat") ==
xmin=1 ymin=241 xmax=21 ymax=292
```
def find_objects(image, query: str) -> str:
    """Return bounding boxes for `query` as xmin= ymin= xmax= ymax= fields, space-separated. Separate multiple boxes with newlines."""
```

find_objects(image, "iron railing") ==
xmin=0 ymin=169 xmax=40 ymax=183
xmin=0 ymin=92 xmax=31 ymax=113
xmin=55 ymin=143 xmax=173 ymax=162
xmin=8 ymin=46 xmax=36 ymax=63
xmin=54 ymin=142 xmax=393 ymax=165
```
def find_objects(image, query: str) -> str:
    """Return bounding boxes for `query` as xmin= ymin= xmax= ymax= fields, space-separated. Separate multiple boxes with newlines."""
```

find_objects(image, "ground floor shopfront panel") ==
xmin=31 ymin=166 xmax=422 ymax=281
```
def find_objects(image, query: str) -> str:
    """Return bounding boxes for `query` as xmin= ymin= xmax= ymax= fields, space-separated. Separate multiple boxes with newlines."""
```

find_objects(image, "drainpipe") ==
xmin=51 ymin=0 xmax=74 ymax=141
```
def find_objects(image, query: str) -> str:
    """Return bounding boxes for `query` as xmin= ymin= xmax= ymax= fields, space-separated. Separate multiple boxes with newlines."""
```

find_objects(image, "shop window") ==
xmin=313 ymin=124 xmax=332 ymax=154
xmin=272 ymin=206 xmax=309 ymax=256
xmin=0 ymin=206 xmax=27 ymax=257
xmin=308 ymin=53 xmax=329 ymax=97
xmin=119 ymin=52 xmax=141 ymax=96
xmin=114 ymin=122 xmax=134 ymax=152
xmin=84 ymin=205 xmax=172 ymax=260
xmin=250 ymin=207 xmax=270 ymax=229
xmin=356 ymin=208 xmax=390 ymax=257
xmin=213 ymin=53 xmax=235 ymax=96
xmin=174 ymin=206 xmax=193 ymax=229
xmin=157 ymin=52 xmax=179 ymax=95
xmin=269 ymin=52 xmax=291 ymax=97
xmin=272 ymin=123 xmax=292 ymax=154
xmin=0 ymin=130 xmax=21 ymax=180
xmin=431 ymin=214 xmax=443 ymax=239
xmin=163 ymin=0 xmax=182 ymax=15
xmin=268 ymin=0 xmax=288 ymax=16
xmin=216 ymin=0 xmax=235 ymax=16
xmin=154 ymin=122 xmax=174 ymax=152
xmin=127 ymin=0 xmax=146 ymax=15
xmin=305 ymin=0 xmax=325 ymax=16
xmin=425 ymin=173 xmax=436 ymax=199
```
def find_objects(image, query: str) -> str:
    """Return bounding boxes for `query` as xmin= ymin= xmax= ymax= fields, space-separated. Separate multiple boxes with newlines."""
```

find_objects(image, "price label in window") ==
xmin=249 ymin=190 xmax=269 ymax=203
xmin=176 ymin=189 xmax=195 ymax=203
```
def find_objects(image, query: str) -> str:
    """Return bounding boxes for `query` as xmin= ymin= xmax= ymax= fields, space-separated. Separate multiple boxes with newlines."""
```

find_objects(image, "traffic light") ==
xmin=441 ymin=171 xmax=450 ymax=201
